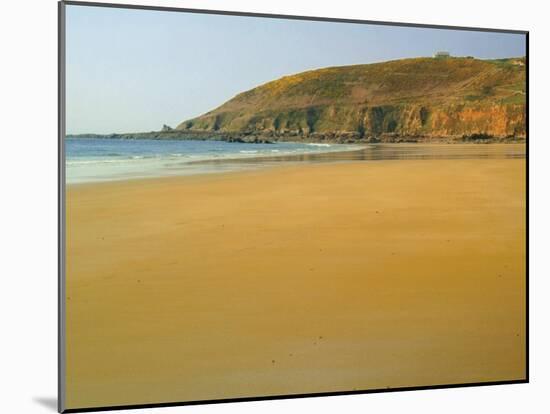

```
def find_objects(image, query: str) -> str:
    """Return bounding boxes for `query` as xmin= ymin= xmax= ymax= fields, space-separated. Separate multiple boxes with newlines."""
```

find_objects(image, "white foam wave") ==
xmin=307 ymin=143 xmax=331 ymax=147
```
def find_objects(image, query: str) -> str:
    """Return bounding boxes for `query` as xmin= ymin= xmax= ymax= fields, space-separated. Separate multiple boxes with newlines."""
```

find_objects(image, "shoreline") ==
xmin=66 ymin=130 xmax=526 ymax=145
xmin=64 ymin=140 xmax=366 ymax=186
xmin=65 ymin=142 xmax=526 ymax=186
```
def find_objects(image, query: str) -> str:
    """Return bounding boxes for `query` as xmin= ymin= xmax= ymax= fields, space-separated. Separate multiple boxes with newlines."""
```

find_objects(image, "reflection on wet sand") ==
xmin=186 ymin=143 xmax=526 ymax=169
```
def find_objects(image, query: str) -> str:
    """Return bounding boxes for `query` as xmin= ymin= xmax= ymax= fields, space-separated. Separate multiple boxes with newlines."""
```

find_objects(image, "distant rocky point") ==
xmin=67 ymin=129 xmax=275 ymax=144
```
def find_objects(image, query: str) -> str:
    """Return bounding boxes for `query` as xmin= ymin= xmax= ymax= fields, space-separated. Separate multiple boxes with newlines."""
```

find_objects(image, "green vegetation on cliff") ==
xmin=178 ymin=57 xmax=526 ymax=142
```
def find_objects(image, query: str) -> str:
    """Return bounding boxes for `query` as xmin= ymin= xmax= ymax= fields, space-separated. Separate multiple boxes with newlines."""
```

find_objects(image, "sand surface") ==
xmin=65 ymin=158 xmax=526 ymax=409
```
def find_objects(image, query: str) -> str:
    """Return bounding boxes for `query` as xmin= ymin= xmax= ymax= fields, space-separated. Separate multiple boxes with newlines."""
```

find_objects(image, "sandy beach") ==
xmin=65 ymin=158 xmax=526 ymax=409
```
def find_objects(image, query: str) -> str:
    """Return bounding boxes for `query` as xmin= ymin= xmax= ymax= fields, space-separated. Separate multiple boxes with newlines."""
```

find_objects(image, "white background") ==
xmin=0 ymin=0 xmax=546 ymax=413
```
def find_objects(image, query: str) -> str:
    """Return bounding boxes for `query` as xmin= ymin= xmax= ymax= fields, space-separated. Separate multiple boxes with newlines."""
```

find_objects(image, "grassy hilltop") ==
xmin=178 ymin=56 xmax=526 ymax=143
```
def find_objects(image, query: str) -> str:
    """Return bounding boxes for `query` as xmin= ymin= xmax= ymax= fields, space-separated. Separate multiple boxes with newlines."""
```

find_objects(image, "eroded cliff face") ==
xmin=181 ymin=103 xmax=525 ymax=139
xmin=178 ymin=57 xmax=526 ymax=141
xmin=363 ymin=103 xmax=526 ymax=138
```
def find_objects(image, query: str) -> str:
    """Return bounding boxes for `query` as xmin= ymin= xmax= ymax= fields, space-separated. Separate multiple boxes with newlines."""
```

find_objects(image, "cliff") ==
xmin=177 ymin=57 xmax=526 ymax=142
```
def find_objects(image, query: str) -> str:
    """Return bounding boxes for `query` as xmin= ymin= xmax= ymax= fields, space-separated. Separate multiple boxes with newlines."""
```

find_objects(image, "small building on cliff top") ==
xmin=434 ymin=51 xmax=450 ymax=59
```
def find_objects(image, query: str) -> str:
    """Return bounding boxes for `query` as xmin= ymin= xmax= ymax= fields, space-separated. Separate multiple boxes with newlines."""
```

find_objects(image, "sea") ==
xmin=65 ymin=137 xmax=526 ymax=184
xmin=65 ymin=138 xmax=363 ymax=184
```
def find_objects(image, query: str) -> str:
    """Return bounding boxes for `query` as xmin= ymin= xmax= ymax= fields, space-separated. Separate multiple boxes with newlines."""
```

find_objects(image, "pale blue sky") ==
xmin=66 ymin=4 xmax=526 ymax=134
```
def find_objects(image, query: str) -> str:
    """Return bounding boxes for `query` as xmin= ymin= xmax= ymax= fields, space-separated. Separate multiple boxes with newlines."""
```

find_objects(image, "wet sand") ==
xmin=65 ymin=158 xmax=526 ymax=409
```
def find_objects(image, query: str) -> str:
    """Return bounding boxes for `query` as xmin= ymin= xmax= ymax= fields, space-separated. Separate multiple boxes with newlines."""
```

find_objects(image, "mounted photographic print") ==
xmin=59 ymin=1 xmax=528 ymax=412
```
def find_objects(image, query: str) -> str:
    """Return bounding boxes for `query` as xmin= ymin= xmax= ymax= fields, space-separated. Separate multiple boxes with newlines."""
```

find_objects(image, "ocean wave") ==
xmin=67 ymin=156 xmax=156 ymax=165
xmin=67 ymin=159 xmax=127 ymax=166
xmin=307 ymin=143 xmax=332 ymax=147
